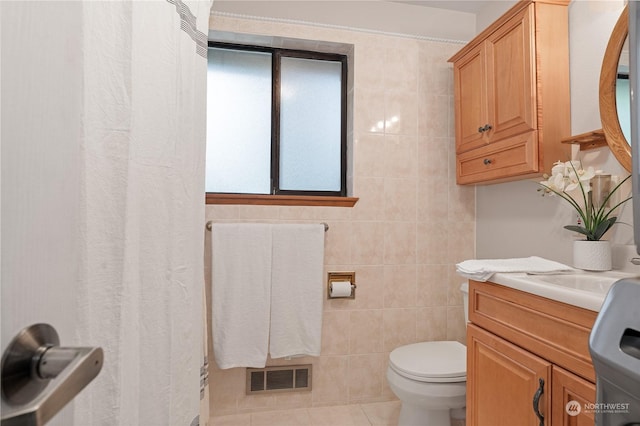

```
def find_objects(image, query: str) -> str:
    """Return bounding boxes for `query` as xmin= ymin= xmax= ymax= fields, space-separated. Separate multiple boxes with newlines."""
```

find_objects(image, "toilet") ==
xmin=386 ymin=283 xmax=469 ymax=426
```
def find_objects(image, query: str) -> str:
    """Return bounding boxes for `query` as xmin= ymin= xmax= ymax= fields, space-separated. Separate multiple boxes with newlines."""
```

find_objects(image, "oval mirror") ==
xmin=600 ymin=6 xmax=632 ymax=172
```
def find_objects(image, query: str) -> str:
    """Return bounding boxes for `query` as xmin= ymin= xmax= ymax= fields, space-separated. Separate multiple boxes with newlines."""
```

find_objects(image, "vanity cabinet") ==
xmin=449 ymin=0 xmax=571 ymax=185
xmin=551 ymin=366 xmax=596 ymax=426
xmin=467 ymin=324 xmax=551 ymax=425
xmin=467 ymin=280 xmax=597 ymax=426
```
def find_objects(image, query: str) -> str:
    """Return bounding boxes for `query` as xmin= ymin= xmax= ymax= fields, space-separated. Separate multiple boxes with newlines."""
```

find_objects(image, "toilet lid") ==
xmin=389 ymin=341 xmax=466 ymax=383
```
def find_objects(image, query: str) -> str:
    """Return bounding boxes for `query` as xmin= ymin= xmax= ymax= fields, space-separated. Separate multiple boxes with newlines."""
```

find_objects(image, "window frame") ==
xmin=207 ymin=42 xmax=349 ymax=198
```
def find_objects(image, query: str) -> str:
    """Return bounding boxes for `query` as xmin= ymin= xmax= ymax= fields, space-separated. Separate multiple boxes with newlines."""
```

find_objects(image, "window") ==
xmin=206 ymin=42 xmax=348 ymax=198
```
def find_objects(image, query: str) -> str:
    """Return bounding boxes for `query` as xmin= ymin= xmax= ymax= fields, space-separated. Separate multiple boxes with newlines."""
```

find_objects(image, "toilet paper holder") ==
xmin=327 ymin=272 xmax=356 ymax=299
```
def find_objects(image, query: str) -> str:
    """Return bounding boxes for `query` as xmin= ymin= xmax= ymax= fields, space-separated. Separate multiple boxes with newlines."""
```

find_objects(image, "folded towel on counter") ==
xmin=456 ymin=256 xmax=573 ymax=282
xmin=211 ymin=223 xmax=272 ymax=369
xmin=269 ymin=224 xmax=325 ymax=359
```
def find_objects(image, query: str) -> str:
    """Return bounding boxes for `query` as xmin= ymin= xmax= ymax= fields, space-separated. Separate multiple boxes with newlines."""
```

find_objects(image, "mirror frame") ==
xmin=600 ymin=6 xmax=632 ymax=172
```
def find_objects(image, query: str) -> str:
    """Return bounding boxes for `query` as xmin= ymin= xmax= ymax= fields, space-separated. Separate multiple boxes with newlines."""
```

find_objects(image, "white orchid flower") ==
xmin=537 ymin=159 xmax=632 ymax=241
xmin=549 ymin=172 xmax=566 ymax=192
xmin=578 ymin=166 xmax=595 ymax=182
xmin=564 ymin=160 xmax=581 ymax=172
xmin=551 ymin=161 xmax=565 ymax=176
xmin=563 ymin=167 xmax=595 ymax=192
xmin=565 ymin=178 xmax=580 ymax=192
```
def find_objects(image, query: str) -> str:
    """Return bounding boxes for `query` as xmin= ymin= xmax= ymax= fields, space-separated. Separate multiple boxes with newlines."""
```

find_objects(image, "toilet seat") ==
xmin=389 ymin=341 xmax=466 ymax=383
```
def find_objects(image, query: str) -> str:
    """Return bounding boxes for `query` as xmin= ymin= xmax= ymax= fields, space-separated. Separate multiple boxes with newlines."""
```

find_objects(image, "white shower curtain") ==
xmin=73 ymin=1 xmax=212 ymax=425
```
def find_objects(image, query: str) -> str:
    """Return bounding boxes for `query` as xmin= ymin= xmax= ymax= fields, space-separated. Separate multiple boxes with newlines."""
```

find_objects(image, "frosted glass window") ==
xmin=205 ymin=43 xmax=347 ymax=196
xmin=279 ymin=57 xmax=342 ymax=192
xmin=206 ymin=48 xmax=272 ymax=194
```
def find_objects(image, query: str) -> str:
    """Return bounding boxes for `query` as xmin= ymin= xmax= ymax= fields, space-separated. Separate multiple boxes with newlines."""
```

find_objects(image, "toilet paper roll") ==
xmin=330 ymin=281 xmax=352 ymax=298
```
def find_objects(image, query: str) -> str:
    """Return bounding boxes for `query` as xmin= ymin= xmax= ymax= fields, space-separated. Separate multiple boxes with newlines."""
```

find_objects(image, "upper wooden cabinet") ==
xmin=449 ymin=0 xmax=571 ymax=185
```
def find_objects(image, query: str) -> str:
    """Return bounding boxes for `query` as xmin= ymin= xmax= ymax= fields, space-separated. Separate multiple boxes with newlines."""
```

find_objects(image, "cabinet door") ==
xmin=485 ymin=5 xmax=536 ymax=143
xmin=467 ymin=324 xmax=551 ymax=426
xmin=552 ymin=366 xmax=596 ymax=426
xmin=453 ymin=44 xmax=487 ymax=154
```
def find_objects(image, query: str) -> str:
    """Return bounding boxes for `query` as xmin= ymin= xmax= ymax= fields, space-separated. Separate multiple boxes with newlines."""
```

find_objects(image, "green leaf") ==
xmin=564 ymin=225 xmax=591 ymax=237
xmin=593 ymin=217 xmax=618 ymax=241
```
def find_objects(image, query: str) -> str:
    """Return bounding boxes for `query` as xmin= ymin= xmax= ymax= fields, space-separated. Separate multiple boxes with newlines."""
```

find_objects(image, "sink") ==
xmin=528 ymin=272 xmax=630 ymax=294
xmin=489 ymin=270 xmax=638 ymax=311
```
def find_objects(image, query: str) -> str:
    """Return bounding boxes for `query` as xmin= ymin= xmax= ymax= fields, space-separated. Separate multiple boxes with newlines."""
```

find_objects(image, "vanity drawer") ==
xmin=468 ymin=280 xmax=598 ymax=382
xmin=456 ymin=131 xmax=537 ymax=184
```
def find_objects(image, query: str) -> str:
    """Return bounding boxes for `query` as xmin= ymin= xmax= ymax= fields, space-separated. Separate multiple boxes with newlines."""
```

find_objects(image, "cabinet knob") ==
xmin=478 ymin=124 xmax=493 ymax=133
xmin=483 ymin=158 xmax=492 ymax=165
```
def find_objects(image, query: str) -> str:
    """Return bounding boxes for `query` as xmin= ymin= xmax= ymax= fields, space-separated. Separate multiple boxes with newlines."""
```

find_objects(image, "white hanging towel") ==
xmin=211 ymin=223 xmax=272 ymax=369
xmin=269 ymin=224 xmax=325 ymax=359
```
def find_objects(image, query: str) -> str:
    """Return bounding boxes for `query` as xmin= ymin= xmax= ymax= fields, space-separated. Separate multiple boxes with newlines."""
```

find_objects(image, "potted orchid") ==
xmin=538 ymin=160 xmax=632 ymax=270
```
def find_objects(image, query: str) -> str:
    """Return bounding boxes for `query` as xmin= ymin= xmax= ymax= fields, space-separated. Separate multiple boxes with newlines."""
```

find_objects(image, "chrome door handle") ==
xmin=1 ymin=324 xmax=103 ymax=426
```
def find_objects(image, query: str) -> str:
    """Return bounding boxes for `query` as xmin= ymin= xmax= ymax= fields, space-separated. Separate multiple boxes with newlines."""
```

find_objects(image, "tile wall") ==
xmin=206 ymin=13 xmax=475 ymax=416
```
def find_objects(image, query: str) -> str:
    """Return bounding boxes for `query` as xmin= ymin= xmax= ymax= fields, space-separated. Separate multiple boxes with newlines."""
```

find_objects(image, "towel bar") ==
xmin=206 ymin=221 xmax=329 ymax=232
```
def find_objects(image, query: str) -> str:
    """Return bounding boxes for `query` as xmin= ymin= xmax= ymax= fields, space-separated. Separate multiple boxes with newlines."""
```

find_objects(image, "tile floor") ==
xmin=210 ymin=401 xmax=466 ymax=426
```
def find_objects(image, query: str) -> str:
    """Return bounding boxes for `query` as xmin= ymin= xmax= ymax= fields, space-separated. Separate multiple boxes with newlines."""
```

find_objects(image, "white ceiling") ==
xmin=210 ymin=0 xmax=521 ymax=41
xmin=390 ymin=1 xmax=489 ymax=14
xmin=211 ymin=0 xmax=481 ymax=41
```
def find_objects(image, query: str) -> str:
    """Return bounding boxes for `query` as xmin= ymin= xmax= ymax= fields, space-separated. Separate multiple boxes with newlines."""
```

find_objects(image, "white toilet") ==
xmin=386 ymin=283 xmax=469 ymax=426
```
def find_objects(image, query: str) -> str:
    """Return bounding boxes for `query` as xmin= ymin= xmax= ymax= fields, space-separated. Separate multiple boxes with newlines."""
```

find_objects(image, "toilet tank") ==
xmin=460 ymin=282 xmax=469 ymax=324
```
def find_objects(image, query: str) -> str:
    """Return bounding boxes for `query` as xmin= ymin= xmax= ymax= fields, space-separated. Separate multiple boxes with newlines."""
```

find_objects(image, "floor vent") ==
xmin=246 ymin=364 xmax=312 ymax=394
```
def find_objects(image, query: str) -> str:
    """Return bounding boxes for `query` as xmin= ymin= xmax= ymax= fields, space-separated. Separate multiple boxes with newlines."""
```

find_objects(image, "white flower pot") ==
xmin=573 ymin=240 xmax=612 ymax=271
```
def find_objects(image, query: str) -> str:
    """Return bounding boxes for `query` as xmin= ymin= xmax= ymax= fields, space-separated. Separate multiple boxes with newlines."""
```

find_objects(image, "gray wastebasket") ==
xmin=589 ymin=278 xmax=640 ymax=425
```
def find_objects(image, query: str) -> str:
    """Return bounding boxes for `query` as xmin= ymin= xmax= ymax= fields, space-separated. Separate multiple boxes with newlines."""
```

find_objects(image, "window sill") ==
xmin=205 ymin=193 xmax=359 ymax=207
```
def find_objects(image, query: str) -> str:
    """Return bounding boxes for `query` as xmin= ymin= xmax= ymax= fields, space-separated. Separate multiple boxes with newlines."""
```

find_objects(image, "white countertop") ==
xmin=487 ymin=270 xmax=640 ymax=312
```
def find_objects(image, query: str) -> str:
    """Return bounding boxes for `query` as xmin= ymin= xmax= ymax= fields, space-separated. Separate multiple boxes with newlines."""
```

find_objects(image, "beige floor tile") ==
xmin=308 ymin=405 xmax=371 ymax=426
xmin=210 ymin=413 xmax=251 ymax=426
xmin=250 ymin=408 xmax=312 ymax=426
xmin=360 ymin=401 xmax=401 ymax=426
xmin=211 ymin=401 xmax=462 ymax=426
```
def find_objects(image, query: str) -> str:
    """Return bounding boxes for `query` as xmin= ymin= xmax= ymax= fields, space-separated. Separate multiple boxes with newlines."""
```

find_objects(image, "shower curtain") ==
xmin=73 ymin=0 xmax=212 ymax=424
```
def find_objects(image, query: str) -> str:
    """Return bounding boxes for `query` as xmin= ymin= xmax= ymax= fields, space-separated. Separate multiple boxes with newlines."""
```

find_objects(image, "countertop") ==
xmin=486 ymin=270 xmax=639 ymax=312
